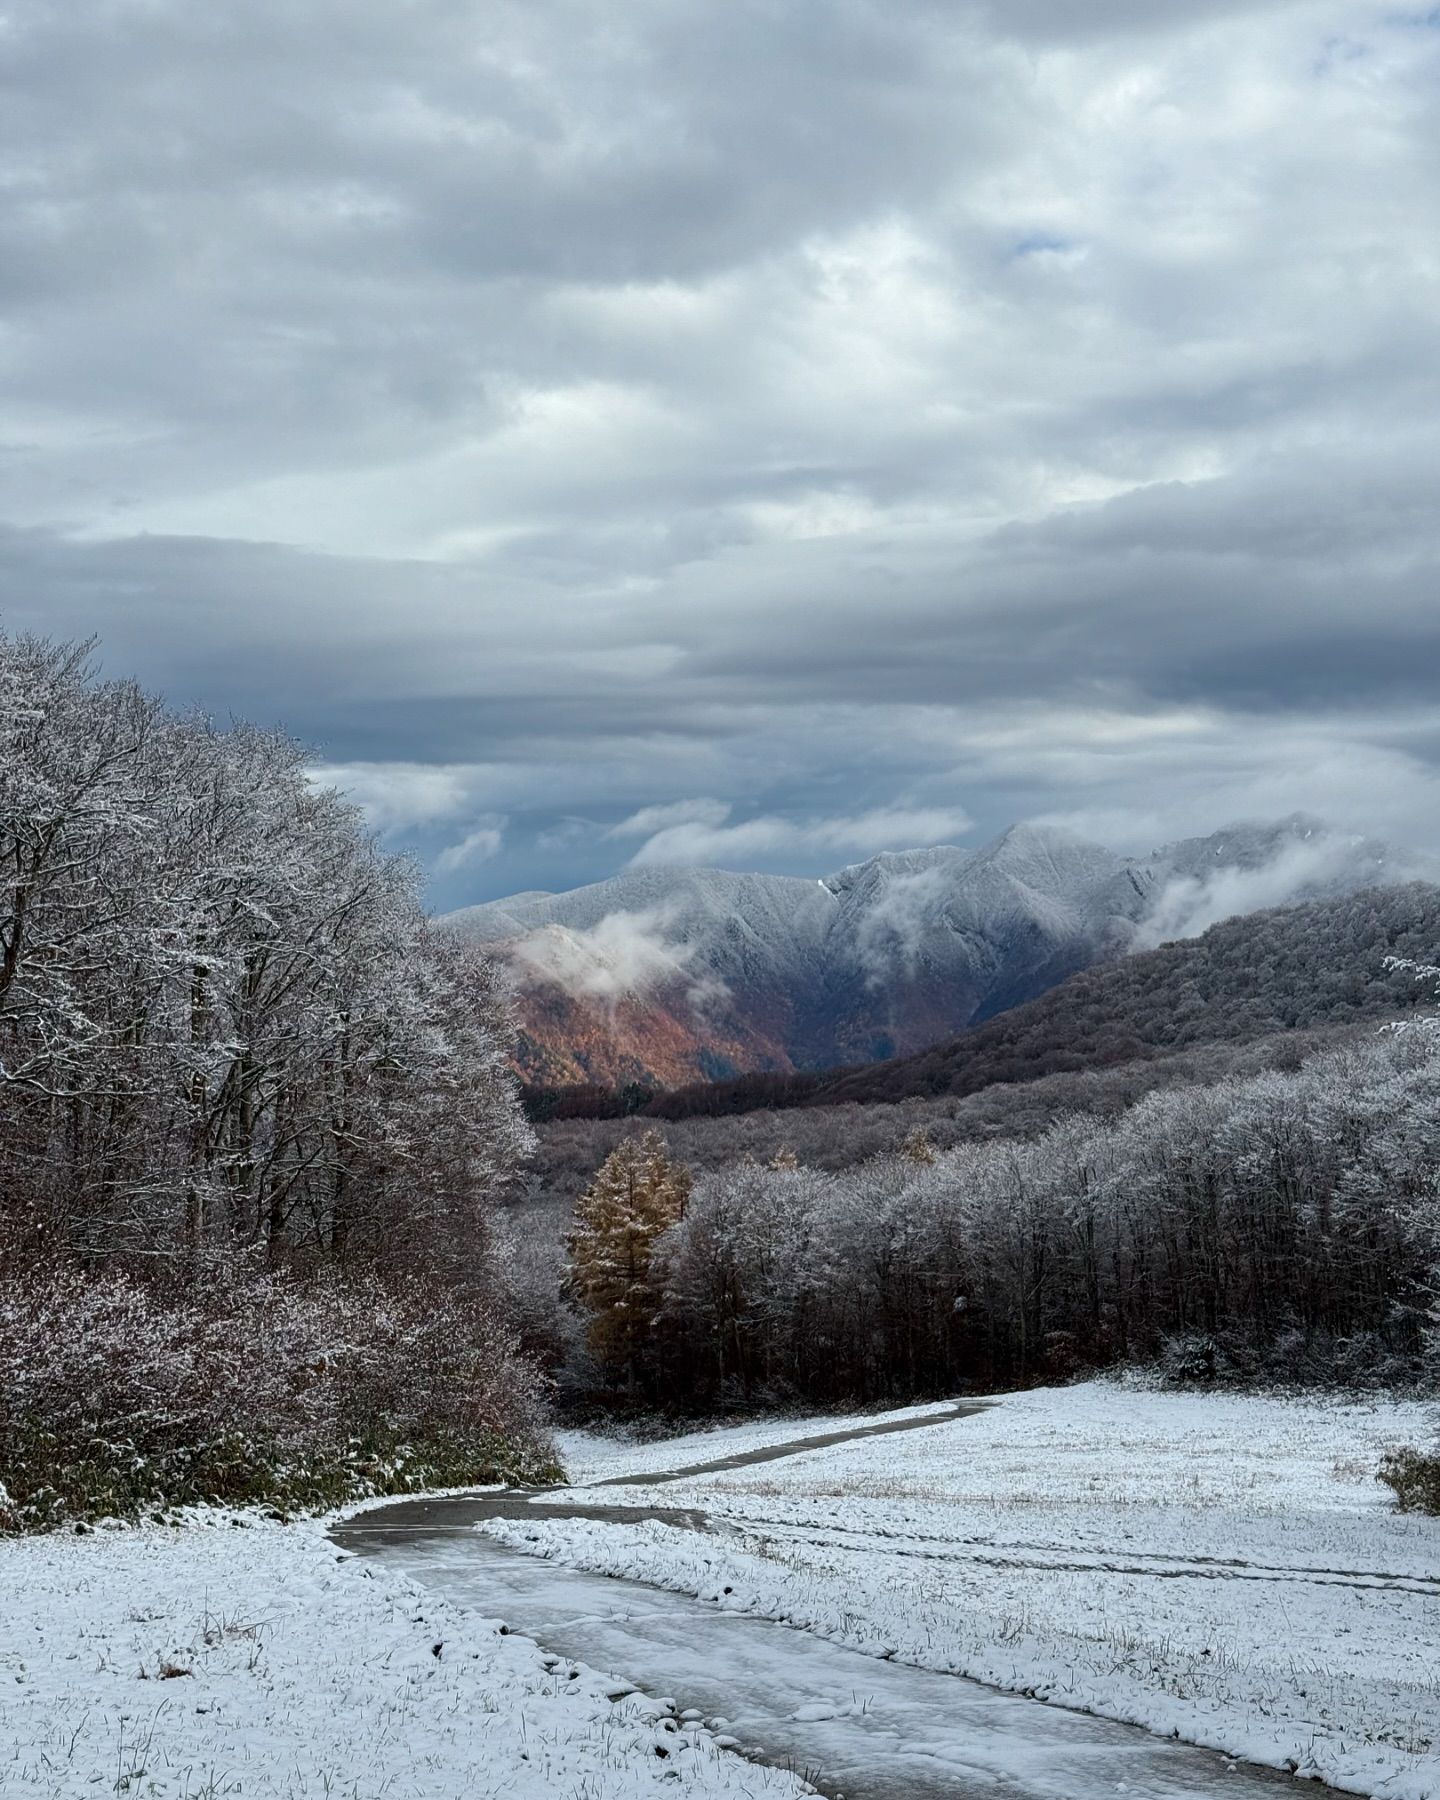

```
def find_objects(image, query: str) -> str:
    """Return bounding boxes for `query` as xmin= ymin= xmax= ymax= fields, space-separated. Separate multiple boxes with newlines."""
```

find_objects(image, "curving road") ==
xmin=334 ymin=1406 xmax=1307 ymax=1800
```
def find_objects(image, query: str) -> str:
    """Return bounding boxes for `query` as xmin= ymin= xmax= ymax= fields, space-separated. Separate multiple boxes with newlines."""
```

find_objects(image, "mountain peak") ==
xmin=821 ymin=843 xmax=968 ymax=896
xmin=994 ymin=819 xmax=1080 ymax=849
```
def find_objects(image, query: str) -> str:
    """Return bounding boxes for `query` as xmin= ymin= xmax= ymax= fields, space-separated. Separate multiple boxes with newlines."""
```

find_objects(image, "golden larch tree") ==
xmin=567 ymin=1130 xmax=692 ymax=1392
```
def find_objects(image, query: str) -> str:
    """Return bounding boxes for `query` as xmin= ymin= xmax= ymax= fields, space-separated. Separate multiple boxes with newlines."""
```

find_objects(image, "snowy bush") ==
xmin=0 ymin=1262 xmax=559 ymax=1531
xmin=1156 ymin=1334 xmax=1239 ymax=1386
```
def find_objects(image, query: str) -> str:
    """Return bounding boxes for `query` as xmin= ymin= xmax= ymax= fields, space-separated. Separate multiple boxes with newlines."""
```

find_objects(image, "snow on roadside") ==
xmin=491 ymin=1383 xmax=1440 ymax=1800
xmin=0 ymin=1512 xmax=811 ymax=1800
xmin=554 ymin=1398 xmax=961 ymax=1485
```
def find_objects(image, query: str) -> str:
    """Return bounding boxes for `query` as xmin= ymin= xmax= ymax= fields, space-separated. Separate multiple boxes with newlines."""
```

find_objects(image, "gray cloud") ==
xmin=2 ymin=0 xmax=1438 ymax=905
xmin=624 ymin=803 xmax=975 ymax=867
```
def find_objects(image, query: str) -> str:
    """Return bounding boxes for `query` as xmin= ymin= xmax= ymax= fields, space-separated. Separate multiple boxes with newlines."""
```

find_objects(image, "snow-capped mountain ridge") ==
xmin=444 ymin=817 xmax=1413 ymax=1087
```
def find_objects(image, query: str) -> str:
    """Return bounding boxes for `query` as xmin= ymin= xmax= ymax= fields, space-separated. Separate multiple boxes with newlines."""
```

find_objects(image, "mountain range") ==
xmin=442 ymin=816 xmax=1411 ymax=1088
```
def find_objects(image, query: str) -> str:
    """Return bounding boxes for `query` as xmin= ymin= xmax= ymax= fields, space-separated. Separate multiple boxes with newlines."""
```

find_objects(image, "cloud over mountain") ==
xmin=620 ymin=801 xmax=975 ymax=867
xmin=448 ymin=816 xmax=1415 ymax=1086
xmin=507 ymin=905 xmax=727 ymax=1011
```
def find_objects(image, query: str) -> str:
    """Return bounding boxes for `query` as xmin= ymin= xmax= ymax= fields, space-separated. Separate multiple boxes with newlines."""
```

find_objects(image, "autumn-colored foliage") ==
xmin=567 ymin=1131 xmax=691 ymax=1392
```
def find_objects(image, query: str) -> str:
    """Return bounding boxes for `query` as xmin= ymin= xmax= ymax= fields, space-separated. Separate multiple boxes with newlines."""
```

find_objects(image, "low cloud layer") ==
xmin=2 ymin=2 xmax=1438 ymax=904
xmin=434 ymin=818 xmax=507 ymax=874
xmin=1133 ymin=831 xmax=1405 ymax=950
xmin=508 ymin=907 xmax=727 ymax=1011
xmin=849 ymin=865 xmax=958 ymax=988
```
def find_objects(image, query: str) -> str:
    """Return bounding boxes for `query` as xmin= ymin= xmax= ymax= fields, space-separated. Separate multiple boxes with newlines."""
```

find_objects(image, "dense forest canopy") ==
xmin=534 ymin=1028 xmax=1440 ymax=1410
xmin=0 ymin=631 xmax=533 ymax=1266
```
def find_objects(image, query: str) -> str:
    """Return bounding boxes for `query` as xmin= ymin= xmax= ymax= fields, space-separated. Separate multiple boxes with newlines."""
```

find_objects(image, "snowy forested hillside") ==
xmin=536 ymin=880 xmax=1440 ymax=1121
xmin=510 ymin=1022 xmax=1440 ymax=1406
xmin=758 ymin=880 xmax=1440 ymax=1110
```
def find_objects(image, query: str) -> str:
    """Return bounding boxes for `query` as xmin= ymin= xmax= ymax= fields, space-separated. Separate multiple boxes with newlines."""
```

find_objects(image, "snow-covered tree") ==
xmin=0 ymin=628 xmax=532 ymax=1273
xmin=633 ymin=1027 xmax=1440 ymax=1407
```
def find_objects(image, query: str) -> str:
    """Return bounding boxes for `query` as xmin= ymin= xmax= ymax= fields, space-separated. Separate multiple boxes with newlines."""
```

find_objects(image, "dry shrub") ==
xmin=1379 ymin=1446 xmax=1440 ymax=1515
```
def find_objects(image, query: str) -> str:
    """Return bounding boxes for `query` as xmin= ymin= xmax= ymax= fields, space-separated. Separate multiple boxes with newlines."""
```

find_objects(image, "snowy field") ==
xmin=492 ymin=1383 xmax=1440 ymax=1800
xmin=553 ymin=1397 xmax=969 ymax=1485
xmin=5 ymin=1387 xmax=1433 ymax=1800
xmin=0 ymin=1512 xmax=809 ymax=1800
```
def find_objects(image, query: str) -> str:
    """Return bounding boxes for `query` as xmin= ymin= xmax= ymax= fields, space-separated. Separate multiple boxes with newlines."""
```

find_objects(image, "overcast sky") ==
xmin=3 ymin=0 xmax=1438 ymax=906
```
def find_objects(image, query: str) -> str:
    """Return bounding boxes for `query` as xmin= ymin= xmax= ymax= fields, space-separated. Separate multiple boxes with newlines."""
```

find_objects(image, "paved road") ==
xmin=334 ymin=1407 xmax=1306 ymax=1800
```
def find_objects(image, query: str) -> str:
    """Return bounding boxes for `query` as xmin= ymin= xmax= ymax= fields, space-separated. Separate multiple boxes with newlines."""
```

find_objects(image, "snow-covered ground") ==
xmin=553 ymin=1397 xmax=965 ymax=1485
xmin=7 ymin=1387 xmax=1433 ymax=1800
xmin=0 ymin=1512 xmax=809 ymax=1800
xmin=491 ymin=1383 xmax=1440 ymax=1800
